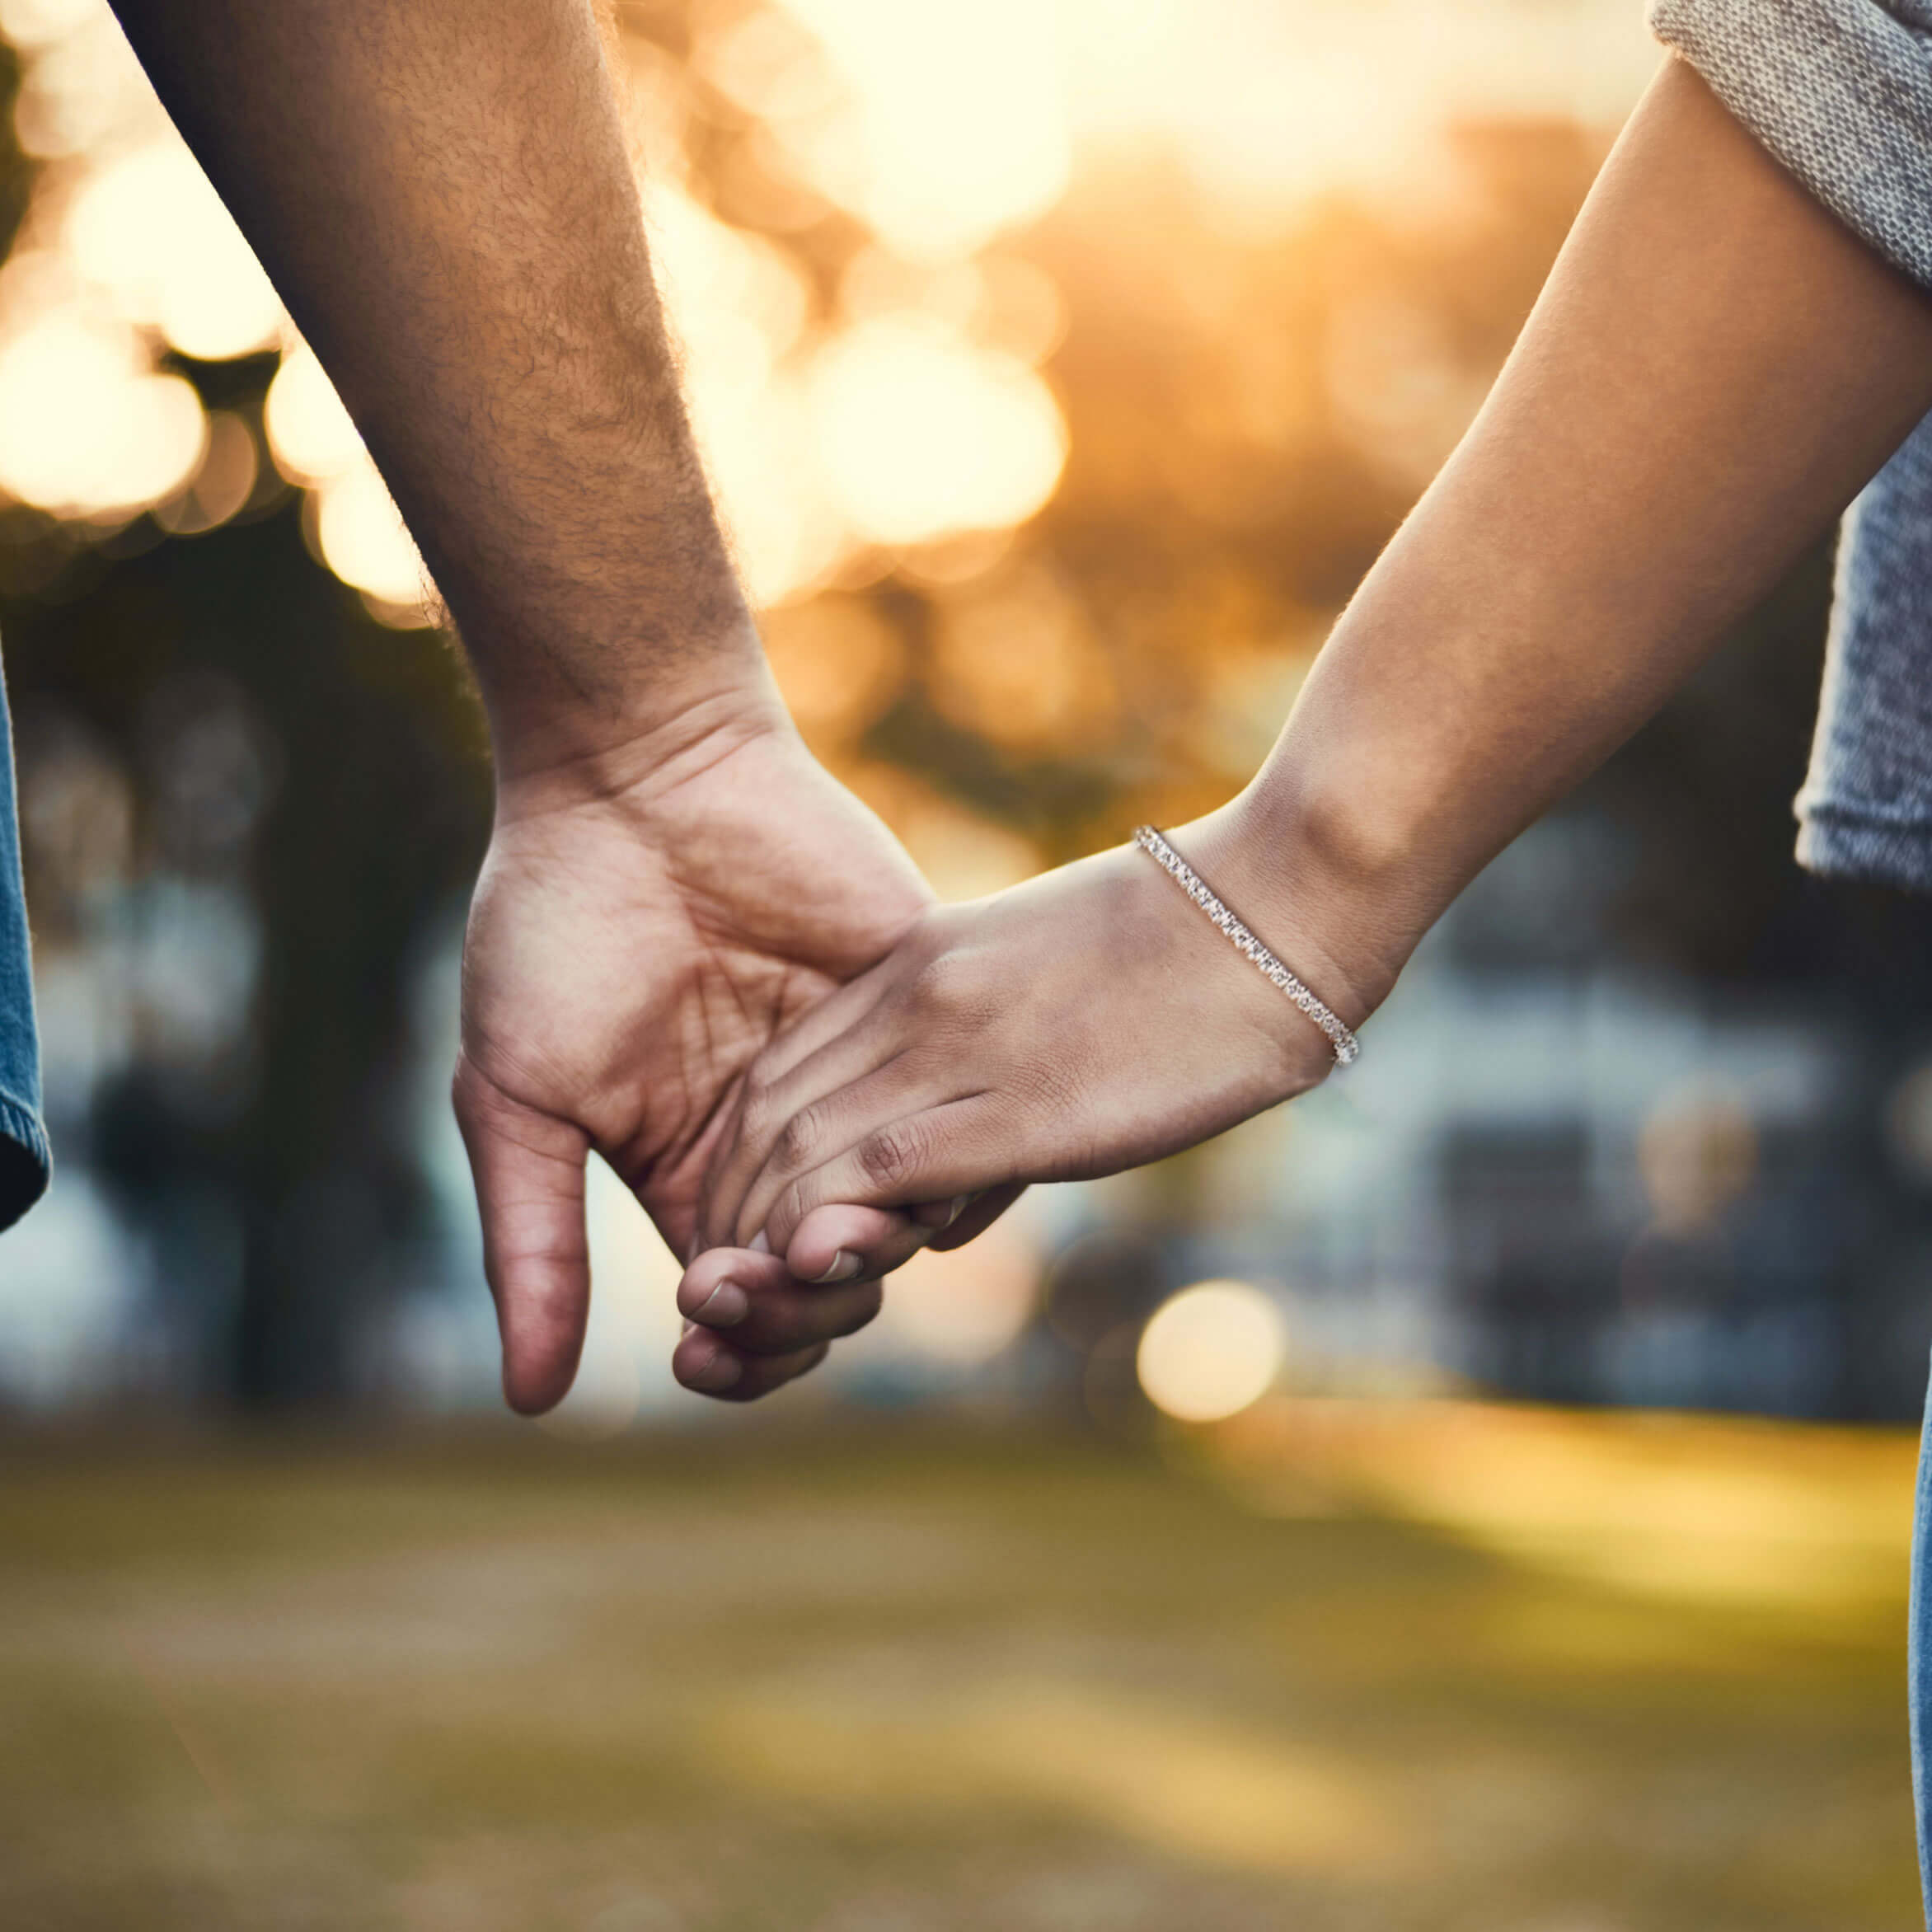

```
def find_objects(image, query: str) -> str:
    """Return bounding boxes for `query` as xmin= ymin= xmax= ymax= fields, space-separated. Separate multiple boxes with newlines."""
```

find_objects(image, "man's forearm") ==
xmin=109 ymin=0 xmax=764 ymax=785
xmin=1219 ymin=59 xmax=1932 ymax=1015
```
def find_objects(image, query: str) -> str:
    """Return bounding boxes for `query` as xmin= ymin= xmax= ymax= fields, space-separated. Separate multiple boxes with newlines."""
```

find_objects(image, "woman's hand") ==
xmin=691 ymin=812 xmax=1364 ymax=1272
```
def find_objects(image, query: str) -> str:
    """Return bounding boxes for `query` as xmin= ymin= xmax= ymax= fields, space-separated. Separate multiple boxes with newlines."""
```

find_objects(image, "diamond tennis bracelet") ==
xmin=1133 ymin=825 xmax=1360 ymax=1067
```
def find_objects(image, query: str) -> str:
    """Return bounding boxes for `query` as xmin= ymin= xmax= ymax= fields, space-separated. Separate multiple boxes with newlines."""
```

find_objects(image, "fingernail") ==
xmin=750 ymin=1230 xmax=771 ymax=1254
xmin=814 ymin=1250 xmax=862 ymax=1284
xmin=941 ymin=1195 xmax=969 ymax=1228
xmin=687 ymin=1348 xmax=743 ymax=1392
xmin=694 ymin=1279 xmax=749 ymax=1328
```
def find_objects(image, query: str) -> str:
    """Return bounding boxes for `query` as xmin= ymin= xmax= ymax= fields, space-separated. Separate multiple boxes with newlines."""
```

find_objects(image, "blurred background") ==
xmin=3 ymin=1 xmax=1931 ymax=1925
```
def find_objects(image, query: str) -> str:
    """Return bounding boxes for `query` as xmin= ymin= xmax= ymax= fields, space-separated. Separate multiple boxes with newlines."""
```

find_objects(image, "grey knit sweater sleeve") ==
xmin=1650 ymin=0 xmax=1932 ymax=289
xmin=1653 ymin=0 xmax=1932 ymax=902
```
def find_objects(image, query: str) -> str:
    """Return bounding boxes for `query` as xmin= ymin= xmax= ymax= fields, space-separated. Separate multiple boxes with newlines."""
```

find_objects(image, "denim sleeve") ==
xmin=1911 ymin=1353 xmax=1932 ymax=1932
xmin=0 ymin=646 xmax=49 ymax=1233
xmin=1650 ymin=0 xmax=1932 ymax=291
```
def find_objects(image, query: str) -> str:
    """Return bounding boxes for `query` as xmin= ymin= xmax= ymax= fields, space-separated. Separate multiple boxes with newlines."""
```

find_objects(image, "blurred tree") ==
xmin=8 ymin=509 xmax=487 ymax=1403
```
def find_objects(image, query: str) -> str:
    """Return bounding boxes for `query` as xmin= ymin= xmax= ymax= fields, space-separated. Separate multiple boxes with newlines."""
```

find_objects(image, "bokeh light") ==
xmin=0 ymin=0 xmax=1096 ymax=615
xmin=1636 ymin=1086 xmax=1757 ymax=1236
xmin=153 ymin=408 xmax=258 ymax=536
xmin=754 ymin=0 xmax=1069 ymax=261
xmin=64 ymin=141 xmax=283 ymax=360
xmin=310 ymin=464 xmax=430 ymax=618
xmin=263 ymin=345 xmax=363 ymax=486
xmin=267 ymin=346 xmax=433 ymax=621
xmin=810 ymin=313 xmax=1066 ymax=546
xmin=0 ymin=311 xmax=203 ymax=515
xmin=1137 ymin=1280 xmax=1287 ymax=1423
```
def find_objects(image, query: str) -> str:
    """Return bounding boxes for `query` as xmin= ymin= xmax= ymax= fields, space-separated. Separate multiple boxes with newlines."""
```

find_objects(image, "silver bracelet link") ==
xmin=1133 ymin=825 xmax=1360 ymax=1067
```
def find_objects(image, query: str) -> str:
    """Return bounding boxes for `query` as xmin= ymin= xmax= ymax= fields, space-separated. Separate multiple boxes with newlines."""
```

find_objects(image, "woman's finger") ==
xmin=675 ymin=1243 xmax=883 ymax=1353
xmin=696 ymin=1086 xmax=939 ymax=1277
xmin=729 ymin=1052 xmax=940 ymax=1250
xmin=697 ymin=992 xmax=907 ymax=1252
xmin=924 ymin=1182 xmax=1026 ymax=1252
xmin=750 ymin=949 xmax=903 ymax=1087
xmin=783 ymin=1199 xmax=958 ymax=1286
xmin=762 ymin=1095 xmax=1012 ymax=1257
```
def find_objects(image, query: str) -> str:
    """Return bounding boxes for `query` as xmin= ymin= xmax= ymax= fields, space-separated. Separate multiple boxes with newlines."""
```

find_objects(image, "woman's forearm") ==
xmin=1211 ymin=58 xmax=1932 ymax=1019
xmin=687 ymin=56 xmax=1932 ymax=1265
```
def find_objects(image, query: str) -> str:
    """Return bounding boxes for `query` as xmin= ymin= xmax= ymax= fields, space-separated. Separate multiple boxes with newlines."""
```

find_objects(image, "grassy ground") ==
xmin=0 ymin=1404 xmax=1920 ymax=1931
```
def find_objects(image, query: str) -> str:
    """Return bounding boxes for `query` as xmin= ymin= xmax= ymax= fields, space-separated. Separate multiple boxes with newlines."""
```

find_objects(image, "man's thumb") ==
xmin=452 ymin=1053 xmax=592 ymax=1414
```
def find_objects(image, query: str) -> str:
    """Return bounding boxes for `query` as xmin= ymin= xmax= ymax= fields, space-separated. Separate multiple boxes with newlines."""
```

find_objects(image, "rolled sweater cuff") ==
xmin=1651 ymin=0 xmax=1932 ymax=291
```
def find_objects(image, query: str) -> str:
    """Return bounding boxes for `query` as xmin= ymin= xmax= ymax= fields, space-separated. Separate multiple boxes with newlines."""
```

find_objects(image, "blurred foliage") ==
xmin=783 ymin=124 xmax=1620 ymax=865
xmin=10 ymin=521 xmax=488 ymax=1402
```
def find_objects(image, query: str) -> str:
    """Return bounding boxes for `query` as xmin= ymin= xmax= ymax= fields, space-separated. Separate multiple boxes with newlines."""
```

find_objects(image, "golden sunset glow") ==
xmin=0 ymin=0 xmax=1658 ymax=641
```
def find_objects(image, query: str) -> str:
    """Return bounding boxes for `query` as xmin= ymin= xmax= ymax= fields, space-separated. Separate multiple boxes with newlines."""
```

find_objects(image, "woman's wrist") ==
xmin=1171 ymin=771 xmax=1433 ymax=1040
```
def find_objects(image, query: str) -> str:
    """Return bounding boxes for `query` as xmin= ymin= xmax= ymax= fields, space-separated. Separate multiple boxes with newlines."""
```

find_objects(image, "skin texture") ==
xmin=691 ymin=60 xmax=1932 ymax=1295
xmin=106 ymin=0 xmax=946 ymax=1408
xmin=455 ymin=706 xmax=940 ymax=1407
xmin=694 ymin=837 xmax=1339 ymax=1259
xmin=108 ymin=0 xmax=744 ymax=757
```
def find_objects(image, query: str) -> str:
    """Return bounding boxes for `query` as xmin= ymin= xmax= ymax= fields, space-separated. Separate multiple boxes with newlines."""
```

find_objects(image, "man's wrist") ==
xmin=486 ymin=645 xmax=788 ymax=828
xmin=434 ymin=392 xmax=771 ymax=813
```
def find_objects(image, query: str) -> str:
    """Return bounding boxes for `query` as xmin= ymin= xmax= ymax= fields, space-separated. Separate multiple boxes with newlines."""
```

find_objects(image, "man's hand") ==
xmin=101 ymin=0 xmax=1038 ymax=1409
xmin=454 ymin=696 xmax=940 ymax=1412
xmin=103 ymin=0 xmax=994 ymax=1409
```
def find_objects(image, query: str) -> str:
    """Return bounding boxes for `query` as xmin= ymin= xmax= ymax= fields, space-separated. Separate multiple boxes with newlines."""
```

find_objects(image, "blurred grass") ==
xmin=0 ymin=1407 xmax=1919 ymax=1931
